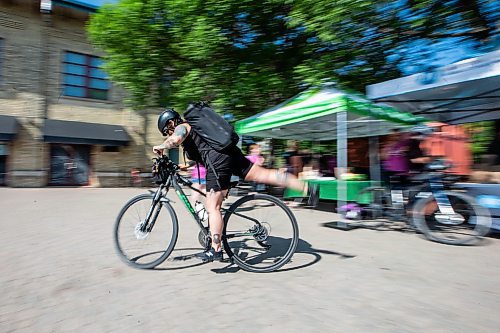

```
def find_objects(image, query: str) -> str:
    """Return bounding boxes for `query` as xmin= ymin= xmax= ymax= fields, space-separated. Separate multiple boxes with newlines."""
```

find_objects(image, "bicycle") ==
xmin=113 ymin=155 xmax=299 ymax=272
xmin=352 ymin=160 xmax=491 ymax=245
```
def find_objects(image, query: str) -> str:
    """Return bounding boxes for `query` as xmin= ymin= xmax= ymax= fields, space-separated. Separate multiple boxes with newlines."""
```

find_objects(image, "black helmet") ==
xmin=158 ymin=108 xmax=181 ymax=136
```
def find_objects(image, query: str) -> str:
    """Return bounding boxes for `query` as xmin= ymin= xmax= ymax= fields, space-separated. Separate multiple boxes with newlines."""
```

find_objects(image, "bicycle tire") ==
xmin=412 ymin=191 xmax=491 ymax=245
xmin=222 ymin=194 xmax=299 ymax=273
xmin=114 ymin=194 xmax=179 ymax=269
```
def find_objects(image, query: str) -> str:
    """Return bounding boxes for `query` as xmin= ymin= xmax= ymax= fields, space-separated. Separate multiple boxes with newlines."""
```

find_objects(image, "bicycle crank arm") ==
xmin=224 ymin=232 xmax=255 ymax=239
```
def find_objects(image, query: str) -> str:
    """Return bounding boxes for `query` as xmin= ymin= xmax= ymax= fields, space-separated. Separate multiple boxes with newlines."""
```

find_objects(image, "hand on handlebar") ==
xmin=153 ymin=145 xmax=166 ymax=155
xmin=177 ymin=163 xmax=190 ymax=171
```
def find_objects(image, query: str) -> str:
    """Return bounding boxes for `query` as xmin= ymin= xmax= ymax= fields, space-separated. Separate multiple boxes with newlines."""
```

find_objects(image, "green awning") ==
xmin=235 ymin=88 xmax=427 ymax=140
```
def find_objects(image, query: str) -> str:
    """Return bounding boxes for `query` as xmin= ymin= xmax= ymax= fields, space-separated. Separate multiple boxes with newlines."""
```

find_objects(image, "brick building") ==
xmin=0 ymin=0 xmax=170 ymax=187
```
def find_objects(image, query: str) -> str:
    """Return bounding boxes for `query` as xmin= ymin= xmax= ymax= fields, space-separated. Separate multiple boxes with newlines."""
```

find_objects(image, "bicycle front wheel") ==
xmin=223 ymin=194 xmax=299 ymax=273
xmin=412 ymin=191 xmax=491 ymax=245
xmin=114 ymin=194 xmax=179 ymax=269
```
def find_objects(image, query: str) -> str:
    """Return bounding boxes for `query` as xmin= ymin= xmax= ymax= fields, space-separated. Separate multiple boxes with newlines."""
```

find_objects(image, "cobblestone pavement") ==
xmin=1 ymin=187 xmax=499 ymax=333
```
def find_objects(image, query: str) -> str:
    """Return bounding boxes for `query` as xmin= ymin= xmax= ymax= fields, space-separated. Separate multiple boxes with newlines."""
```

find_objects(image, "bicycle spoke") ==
xmin=114 ymin=194 xmax=178 ymax=269
xmin=223 ymin=194 xmax=298 ymax=273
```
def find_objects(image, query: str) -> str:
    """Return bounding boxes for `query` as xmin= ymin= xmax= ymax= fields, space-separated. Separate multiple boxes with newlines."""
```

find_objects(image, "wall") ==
xmin=0 ymin=1 xmax=160 ymax=187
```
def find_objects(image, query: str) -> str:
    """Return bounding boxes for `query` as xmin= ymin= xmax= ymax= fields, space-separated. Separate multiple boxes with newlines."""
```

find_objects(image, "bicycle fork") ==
xmin=140 ymin=184 xmax=166 ymax=233
xmin=429 ymin=181 xmax=464 ymax=225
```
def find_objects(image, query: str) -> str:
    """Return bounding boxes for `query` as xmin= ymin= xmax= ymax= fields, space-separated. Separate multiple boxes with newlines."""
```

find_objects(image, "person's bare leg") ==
xmin=245 ymin=164 xmax=306 ymax=192
xmin=205 ymin=189 xmax=227 ymax=252
xmin=190 ymin=183 xmax=206 ymax=205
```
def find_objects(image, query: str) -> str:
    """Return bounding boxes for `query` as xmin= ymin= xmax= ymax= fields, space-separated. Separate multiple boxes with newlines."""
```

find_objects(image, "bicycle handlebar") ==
xmin=425 ymin=157 xmax=453 ymax=171
xmin=152 ymin=154 xmax=181 ymax=184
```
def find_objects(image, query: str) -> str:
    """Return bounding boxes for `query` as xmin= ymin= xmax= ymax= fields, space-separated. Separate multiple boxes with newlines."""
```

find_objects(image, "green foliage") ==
xmin=88 ymin=0 xmax=496 ymax=117
xmin=463 ymin=121 xmax=496 ymax=161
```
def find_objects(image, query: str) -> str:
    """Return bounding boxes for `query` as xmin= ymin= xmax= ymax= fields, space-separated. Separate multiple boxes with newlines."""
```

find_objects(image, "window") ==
xmin=102 ymin=146 xmax=120 ymax=153
xmin=62 ymin=51 xmax=110 ymax=100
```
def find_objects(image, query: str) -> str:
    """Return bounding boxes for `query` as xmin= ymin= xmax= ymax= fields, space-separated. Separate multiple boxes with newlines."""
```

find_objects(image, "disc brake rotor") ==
xmin=134 ymin=222 xmax=149 ymax=240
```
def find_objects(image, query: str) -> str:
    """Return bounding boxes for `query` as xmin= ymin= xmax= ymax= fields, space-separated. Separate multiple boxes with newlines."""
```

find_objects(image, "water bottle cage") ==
xmin=195 ymin=202 xmax=209 ymax=223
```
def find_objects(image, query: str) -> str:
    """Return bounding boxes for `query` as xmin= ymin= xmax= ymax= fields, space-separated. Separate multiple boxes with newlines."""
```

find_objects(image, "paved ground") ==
xmin=0 ymin=187 xmax=499 ymax=332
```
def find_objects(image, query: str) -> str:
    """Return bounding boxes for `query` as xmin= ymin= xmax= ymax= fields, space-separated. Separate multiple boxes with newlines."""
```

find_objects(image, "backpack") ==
xmin=184 ymin=102 xmax=239 ymax=152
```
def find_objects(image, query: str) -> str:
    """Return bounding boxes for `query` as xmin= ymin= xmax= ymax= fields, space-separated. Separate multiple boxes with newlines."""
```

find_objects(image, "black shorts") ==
xmin=204 ymin=146 xmax=253 ymax=192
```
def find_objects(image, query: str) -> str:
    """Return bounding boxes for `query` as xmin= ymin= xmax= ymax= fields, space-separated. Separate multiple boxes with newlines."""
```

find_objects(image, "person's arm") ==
xmin=408 ymin=140 xmax=431 ymax=165
xmin=153 ymin=123 xmax=191 ymax=154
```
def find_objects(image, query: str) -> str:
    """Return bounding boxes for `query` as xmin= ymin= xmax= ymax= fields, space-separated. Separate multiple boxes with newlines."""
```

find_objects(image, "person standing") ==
xmin=381 ymin=129 xmax=410 ymax=184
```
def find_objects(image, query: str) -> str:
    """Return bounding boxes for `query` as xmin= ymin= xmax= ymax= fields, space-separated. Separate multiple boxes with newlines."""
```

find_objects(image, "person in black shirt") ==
xmin=407 ymin=125 xmax=434 ymax=174
xmin=153 ymin=108 xmax=307 ymax=262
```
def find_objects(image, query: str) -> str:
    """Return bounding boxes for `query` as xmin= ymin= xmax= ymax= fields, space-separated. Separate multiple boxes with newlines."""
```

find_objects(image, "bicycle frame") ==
xmin=141 ymin=174 xmax=207 ymax=234
xmin=388 ymin=172 xmax=458 ymax=219
xmin=144 ymin=154 xmax=265 ymax=240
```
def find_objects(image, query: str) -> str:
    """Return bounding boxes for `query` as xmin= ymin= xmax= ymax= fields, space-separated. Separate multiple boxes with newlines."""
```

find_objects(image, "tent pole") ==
xmin=369 ymin=136 xmax=381 ymax=183
xmin=337 ymin=111 xmax=348 ymax=214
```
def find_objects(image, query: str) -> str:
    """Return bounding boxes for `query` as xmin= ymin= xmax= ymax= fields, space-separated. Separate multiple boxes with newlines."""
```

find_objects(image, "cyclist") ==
xmin=404 ymin=124 xmax=437 ymax=213
xmin=407 ymin=124 xmax=435 ymax=174
xmin=153 ymin=108 xmax=307 ymax=262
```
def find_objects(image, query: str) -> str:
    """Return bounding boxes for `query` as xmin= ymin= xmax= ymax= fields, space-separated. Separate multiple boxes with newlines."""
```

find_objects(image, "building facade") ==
xmin=0 ymin=0 xmax=169 ymax=187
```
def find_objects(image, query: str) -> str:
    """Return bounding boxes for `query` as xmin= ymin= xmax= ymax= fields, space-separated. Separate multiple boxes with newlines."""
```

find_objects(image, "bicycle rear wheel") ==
xmin=223 ymin=194 xmax=299 ymax=273
xmin=412 ymin=191 xmax=491 ymax=245
xmin=114 ymin=194 xmax=179 ymax=269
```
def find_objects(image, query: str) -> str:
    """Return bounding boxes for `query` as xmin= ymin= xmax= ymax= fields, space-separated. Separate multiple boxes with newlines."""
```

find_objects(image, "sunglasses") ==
xmin=162 ymin=121 xmax=176 ymax=136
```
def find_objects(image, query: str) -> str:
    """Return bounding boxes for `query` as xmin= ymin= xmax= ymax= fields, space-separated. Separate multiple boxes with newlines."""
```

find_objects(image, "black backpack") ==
xmin=184 ymin=102 xmax=239 ymax=152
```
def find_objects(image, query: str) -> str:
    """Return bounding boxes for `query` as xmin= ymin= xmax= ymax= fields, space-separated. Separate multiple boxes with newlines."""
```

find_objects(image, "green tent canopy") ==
xmin=235 ymin=88 xmax=426 ymax=140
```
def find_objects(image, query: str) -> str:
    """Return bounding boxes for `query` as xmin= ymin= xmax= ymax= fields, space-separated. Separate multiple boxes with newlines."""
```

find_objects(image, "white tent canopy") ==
xmin=366 ymin=50 xmax=500 ymax=124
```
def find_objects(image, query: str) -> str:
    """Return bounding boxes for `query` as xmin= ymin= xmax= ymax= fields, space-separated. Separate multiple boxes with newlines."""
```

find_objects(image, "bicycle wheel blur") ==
xmin=223 ymin=194 xmax=299 ymax=273
xmin=413 ymin=191 xmax=491 ymax=245
xmin=114 ymin=194 xmax=178 ymax=269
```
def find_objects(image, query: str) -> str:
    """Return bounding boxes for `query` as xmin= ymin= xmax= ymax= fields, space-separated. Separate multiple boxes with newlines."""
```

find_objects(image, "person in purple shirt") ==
xmin=381 ymin=129 xmax=410 ymax=185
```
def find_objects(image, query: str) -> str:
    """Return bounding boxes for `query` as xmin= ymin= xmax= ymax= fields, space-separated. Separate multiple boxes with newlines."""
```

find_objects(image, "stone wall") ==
xmin=0 ymin=2 xmax=163 ymax=187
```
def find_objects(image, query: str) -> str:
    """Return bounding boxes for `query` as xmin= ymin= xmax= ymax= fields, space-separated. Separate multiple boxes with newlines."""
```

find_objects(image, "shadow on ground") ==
xmin=211 ymin=238 xmax=356 ymax=274
xmin=322 ymin=220 xmax=494 ymax=246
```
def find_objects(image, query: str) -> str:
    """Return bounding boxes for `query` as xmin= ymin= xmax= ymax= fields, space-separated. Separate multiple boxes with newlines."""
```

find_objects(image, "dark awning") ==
xmin=0 ymin=115 xmax=19 ymax=141
xmin=367 ymin=50 xmax=500 ymax=124
xmin=43 ymin=119 xmax=130 ymax=146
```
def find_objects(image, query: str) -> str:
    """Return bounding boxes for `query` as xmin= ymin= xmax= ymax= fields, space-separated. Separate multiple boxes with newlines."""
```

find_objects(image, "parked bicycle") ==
xmin=113 ymin=155 xmax=299 ymax=272
xmin=351 ymin=159 xmax=491 ymax=245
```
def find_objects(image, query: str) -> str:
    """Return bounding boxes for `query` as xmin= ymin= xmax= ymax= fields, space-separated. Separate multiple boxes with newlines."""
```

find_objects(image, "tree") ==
xmin=88 ymin=0 xmax=313 ymax=116
xmin=287 ymin=0 xmax=498 ymax=87
xmin=87 ymin=0 xmax=498 ymax=117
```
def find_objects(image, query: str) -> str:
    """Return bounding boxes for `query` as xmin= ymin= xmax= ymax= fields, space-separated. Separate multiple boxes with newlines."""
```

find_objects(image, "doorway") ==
xmin=49 ymin=144 xmax=91 ymax=186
